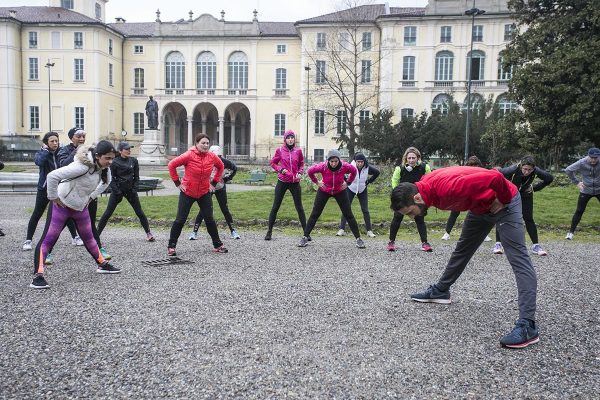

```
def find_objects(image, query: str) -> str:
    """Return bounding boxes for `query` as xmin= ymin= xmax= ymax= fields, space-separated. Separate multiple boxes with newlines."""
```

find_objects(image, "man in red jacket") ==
xmin=390 ymin=166 xmax=539 ymax=349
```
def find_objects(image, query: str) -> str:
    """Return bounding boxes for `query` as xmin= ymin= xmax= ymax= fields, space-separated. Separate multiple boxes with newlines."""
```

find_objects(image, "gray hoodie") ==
xmin=565 ymin=157 xmax=600 ymax=195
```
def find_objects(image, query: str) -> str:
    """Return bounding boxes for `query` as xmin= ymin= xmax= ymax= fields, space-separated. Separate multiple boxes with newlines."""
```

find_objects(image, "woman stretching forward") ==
xmin=167 ymin=134 xmax=227 ymax=256
xmin=30 ymin=141 xmax=120 ymax=289
xmin=298 ymin=149 xmax=365 ymax=248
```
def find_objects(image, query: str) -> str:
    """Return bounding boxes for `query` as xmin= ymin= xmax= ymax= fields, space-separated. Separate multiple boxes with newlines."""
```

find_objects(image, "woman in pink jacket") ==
xmin=298 ymin=149 xmax=365 ymax=248
xmin=265 ymin=130 xmax=307 ymax=240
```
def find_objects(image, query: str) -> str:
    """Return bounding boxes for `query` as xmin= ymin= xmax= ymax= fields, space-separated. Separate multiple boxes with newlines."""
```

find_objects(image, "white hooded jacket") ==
xmin=46 ymin=145 xmax=111 ymax=211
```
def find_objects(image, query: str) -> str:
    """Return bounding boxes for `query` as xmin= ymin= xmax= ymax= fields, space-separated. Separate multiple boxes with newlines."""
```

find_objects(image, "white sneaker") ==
xmin=484 ymin=235 xmax=492 ymax=242
xmin=71 ymin=236 xmax=84 ymax=246
xmin=189 ymin=231 xmax=198 ymax=240
xmin=366 ymin=230 xmax=376 ymax=238
xmin=565 ymin=232 xmax=573 ymax=240
xmin=336 ymin=229 xmax=346 ymax=236
xmin=493 ymin=242 xmax=504 ymax=255
xmin=230 ymin=230 xmax=241 ymax=240
xmin=441 ymin=232 xmax=450 ymax=241
xmin=22 ymin=240 xmax=33 ymax=251
xmin=531 ymin=244 xmax=547 ymax=256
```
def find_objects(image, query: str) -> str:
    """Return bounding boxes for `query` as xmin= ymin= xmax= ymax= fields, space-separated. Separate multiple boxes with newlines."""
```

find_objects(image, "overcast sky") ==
xmin=6 ymin=0 xmax=428 ymax=23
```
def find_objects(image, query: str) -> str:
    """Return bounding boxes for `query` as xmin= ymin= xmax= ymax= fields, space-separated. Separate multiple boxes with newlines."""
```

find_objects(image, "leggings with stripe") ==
xmin=33 ymin=203 xmax=105 ymax=274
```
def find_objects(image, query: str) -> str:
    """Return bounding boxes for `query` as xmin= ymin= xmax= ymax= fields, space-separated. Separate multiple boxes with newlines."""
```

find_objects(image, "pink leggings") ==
xmin=34 ymin=203 xmax=105 ymax=274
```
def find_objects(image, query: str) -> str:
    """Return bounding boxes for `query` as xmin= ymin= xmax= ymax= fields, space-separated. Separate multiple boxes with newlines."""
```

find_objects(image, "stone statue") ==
xmin=145 ymin=96 xmax=159 ymax=129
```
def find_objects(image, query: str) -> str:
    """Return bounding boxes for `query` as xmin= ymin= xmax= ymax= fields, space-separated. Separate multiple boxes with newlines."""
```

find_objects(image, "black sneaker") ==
xmin=356 ymin=238 xmax=366 ymax=248
xmin=500 ymin=319 xmax=540 ymax=349
xmin=97 ymin=262 xmax=121 ymax=274
xmin=264 ymin=231 xmax=272 ymax=241
xmin=30 ymin=274 xmax=49 ymax=289
xmin=410 ymin=285 xmax=451 ymax=304
xmin=307 ymin=235 xmax=312 ymax=242
xmin=297 ymin=236 xmax=309 ymax=247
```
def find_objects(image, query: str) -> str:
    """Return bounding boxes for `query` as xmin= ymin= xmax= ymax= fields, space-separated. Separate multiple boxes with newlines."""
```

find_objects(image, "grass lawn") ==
xmin=96 ymin=185 xmax=600 ymax=238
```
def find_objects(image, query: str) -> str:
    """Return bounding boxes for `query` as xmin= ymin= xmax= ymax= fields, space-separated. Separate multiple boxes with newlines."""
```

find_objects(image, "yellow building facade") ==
xmin=0 ymin=0 xmax=514 ymax=161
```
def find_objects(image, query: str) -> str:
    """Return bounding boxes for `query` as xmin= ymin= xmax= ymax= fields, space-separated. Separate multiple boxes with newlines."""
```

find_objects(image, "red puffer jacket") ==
xmin=168 ymin=147 xmax=224 ymax=199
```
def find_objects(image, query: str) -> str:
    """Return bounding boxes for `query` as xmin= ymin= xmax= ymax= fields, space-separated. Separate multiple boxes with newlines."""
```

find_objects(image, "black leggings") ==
xmin=194 ymin=186 xmax=235 ymax=232
xmin=496 ymin=193 xmax=538 ymax=243
xmin=389 ymin=212 xmax=428 ymax=243
xmin=305 ymin=190 xmax=360 ymax=238
xmin=97 ymin=191 xmax=150 ymax=235
xmin=339 ymin=189 xmax=372 ymax=231
xmin=445 ymin=211 xmax=461 ymax=234
xmin=169 ymin=191 xmax=222 ymax=249
xmin=569 ymin=192 xmax=600 ymax=233
xmin=26 ymin=188 xmax=77 ymax=241
xmin=267 ymin=180 xmax=306 ymax=232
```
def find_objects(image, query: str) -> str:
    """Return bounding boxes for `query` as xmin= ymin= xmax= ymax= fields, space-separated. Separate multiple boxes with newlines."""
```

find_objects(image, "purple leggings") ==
xmin=34 ymin=203 xmax=105 ymax=274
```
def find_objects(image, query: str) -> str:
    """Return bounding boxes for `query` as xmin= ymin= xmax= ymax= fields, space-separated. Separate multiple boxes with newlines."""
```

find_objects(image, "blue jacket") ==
xmin=34 ymin=148 xmax=60 ymax=191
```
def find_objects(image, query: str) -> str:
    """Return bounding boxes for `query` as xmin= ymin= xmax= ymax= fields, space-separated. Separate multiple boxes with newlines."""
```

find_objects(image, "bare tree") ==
xmin=303 ymin=0 xmax=382 ymax=157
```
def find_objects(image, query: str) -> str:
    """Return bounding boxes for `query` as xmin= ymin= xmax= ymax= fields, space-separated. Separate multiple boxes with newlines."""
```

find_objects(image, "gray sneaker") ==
xmin=356 ymin=238 xmax=366 ymax=248
xmin=297 ymin=236 xmax=309 ymax=247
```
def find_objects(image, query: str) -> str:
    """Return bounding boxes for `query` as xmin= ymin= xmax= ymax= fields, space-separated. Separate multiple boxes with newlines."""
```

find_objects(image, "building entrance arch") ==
xmin=223 ymin=102 xmax=251 ymax=157
xmin=162 ymin=102 xmax=188 ymax=156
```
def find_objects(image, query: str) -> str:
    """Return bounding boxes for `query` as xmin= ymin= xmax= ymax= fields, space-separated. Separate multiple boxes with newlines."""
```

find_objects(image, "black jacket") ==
xmin=221 ymin=156 xmax=237 ymax=183
xmin=109 ymin=155 xmax=139 ymax=194
xmin=499 ymin=164 xmax=554 ymax=194
xmin=56 ymin=143 xmax=78 ymax=167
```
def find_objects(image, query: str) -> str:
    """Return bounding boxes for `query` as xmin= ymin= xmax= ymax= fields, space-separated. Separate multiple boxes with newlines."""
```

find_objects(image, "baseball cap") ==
xmin=118 ymin=141 xmax=133 ymax=151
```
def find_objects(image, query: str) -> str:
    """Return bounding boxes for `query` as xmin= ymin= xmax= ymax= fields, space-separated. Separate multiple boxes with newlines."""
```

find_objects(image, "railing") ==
xmin=132 ymin=88 xmax=146 ymax=96
xmin=153 ymin=88 xmax=257 ymax=97
xmin=400 ymin=81 xmax=416 ymax=87
xmin=273 ymin=88 xmax=288 ymax=96
xmin=424 ymin=80 xmax=511 ymax=89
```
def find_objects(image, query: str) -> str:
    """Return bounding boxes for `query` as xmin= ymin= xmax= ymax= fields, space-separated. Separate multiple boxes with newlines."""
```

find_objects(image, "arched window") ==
xmin=228 ymin=51 xmax=248 ymax=94
xmin=196 ymin=51 xmax=216 ymax=94
xmin=462 ymin=93 xmax=484 ymax=113
xmin=165 ymin=51 xmax=185 ymax=94
xmin=497 ymin=94 xmax=517 ymax=115
xmin=435 ymin=51 xmax=454 ymax=84
xmin=467 ymin=50 xmax=485 ymax=82
xmin=432 ymin=93 xmax=451 ymax=115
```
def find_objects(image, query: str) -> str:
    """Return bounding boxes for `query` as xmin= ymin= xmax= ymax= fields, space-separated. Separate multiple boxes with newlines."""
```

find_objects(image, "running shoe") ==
xmin=72 ymin=236 xmax=84 ymax=246
xmin=97 ymin=262 xmax=121 ymax=274
xmin=44 ymin=253 xmax=54 ymax=265
xmin=531 ymin=244 xmax=547 ymax=256
xmin=230 ymin=230 xmax=241 ymax=240
xmin=410 ymin=285 xmax=451 ymax=304
xmin=421 ymin=242 xmax=433 ymax=252
xmin=441 ymin=232 xmax=450 ymax=241
xmin=264 ymin=231 xmax=272 ymax=241
xmin=387 ymin=241 xmax=396 ymax=252
xmin=493 ymin=242 xmax=504 ymax=255
xmin=297 ymin=236 xmax=309 ymax=247
xmin=168 ymin=247 xmax=177 ymax=256
xmin=356 ymin=238 xmax=366 ymax=249
xmin=366 ymin=230 xmax=376 ymax=238
xmin=100 ymin=247 xmax=112 ymax=260
xmin=484 ymin=235 xmax=492 ymax=242
xmin=213 ymin=245 xmax=229 ymax=253
xmin=189 ymin=231 xmax=198 ymax=240
xmin=336 ymin=229 xmax=346 ymax=236
xmin=565 ymin=232 xmax=574 ymax=240
xmin=30 ymin=274 xmax=49 ymax=289
xmin=22 ymin=240 xmax=33 ymax=251
xmin=146 ymin=232 xmax=155 ymax=242
xmin=500 ymin=319 xmax=539 ymax=349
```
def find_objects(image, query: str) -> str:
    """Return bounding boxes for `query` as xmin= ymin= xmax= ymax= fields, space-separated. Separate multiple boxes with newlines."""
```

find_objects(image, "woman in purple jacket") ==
xmin=298 ymin=149 xmax=365 ymax=248
xmin=265 ymin=130 xmax=307 ymax=240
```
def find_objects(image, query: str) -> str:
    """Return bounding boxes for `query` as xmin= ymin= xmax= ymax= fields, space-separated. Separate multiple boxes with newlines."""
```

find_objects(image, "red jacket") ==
xmin=168 ymin=147 xmax=224 ymax=199
xmin=415 ymin=166 xmax=517 ymax=215
xmin=308 ymin=161 xmax=357 ymax=195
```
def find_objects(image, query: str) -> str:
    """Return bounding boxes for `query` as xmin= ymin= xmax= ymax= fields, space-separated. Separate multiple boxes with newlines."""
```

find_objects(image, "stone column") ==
xmin=240 ymin=124 xmax=246 ymax=155
xmin=218 ymin=117 xmax=225 ymax=147
xmin=187 ymin=116 xmax=193 ymax=148
xmin=230 ymin=121 xmax=236 ymax=155
xmin=201 ymin=117 xmax=207 ymax=135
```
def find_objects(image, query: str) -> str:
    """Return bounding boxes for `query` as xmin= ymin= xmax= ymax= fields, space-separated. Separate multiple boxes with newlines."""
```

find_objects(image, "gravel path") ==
xmin=1 ymin=194 xmax=599 ymax=399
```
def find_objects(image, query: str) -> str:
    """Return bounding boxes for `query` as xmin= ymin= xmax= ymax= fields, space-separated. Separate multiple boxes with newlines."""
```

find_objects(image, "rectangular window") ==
xmin=504 ymin=24 xmax=515 ymax=41
xmin=314 ymin=110 xmax=325 ymax=135
xmin=74 ymin=32 xmax=83 ymax=49
xmin=28 ymin=58 xmax=39 ymax=80
xmin=276 ymin=44 xmax=287 ymax=54
xmin=108 ymin=63 xmax=113 ymax=86
xmin=404 ymin=26 xmax=417 ymax=46
xmin=134 ymin=45 xmax=144 ymax=54
xmin=339 ymin=32 xmax=350 ymax=51
xmin=74 ymin=59 xmax=84 ymax=81
xmin=473 ymin=25 xmax=483 ymax=42
xmin=314 ymin=149 xmax=325 ymax=162
xmin=74 ymin=107 xmax=85 ymax=129
xmin=134 ymin=112 xmax=144 ymax=134
xmin=274 ymin=114 xmax=286 ymax=136
xmin=361 ymin=60 xmax=371 ymax=83
xmin=362 ymin=32 xmax=372 ymax=50
xmin=134 ymin=68 xmax=145 ymax=95
xmin=359 ymin=110 xmax=370 ymax=127
xmin=196 ymin=60 xmax=216 ymax=94
xmin=95 ymin=3 xmax=102 ymax=20
xmin=401 ymin=108 xmax=414 ymax=120
xmin=29 ymin=32 xmax=38 ymax=48
xmin=51 ymin=32 xmax=61 ymax=49
xmin=61 ymin=0 xmax=74 ymax=9
xmin=29 ymin=106 xmax=40 ymax=130
xmin=440 ymin=26 xmax=452 ymax=43
xmin=109 ymin=39 xmax=113 ymax=55
xmin=316 ymin=60 xmax=326 ymax=84
xmin=402 ymin=56 xmax=415 ymax=84
xmin=336 ymin=110 xmax=347 ymax=135
xmin=497 ymin=57 xmax=513 ymax=81
xmin=275 ymin=68 xmax=287 ymax=95
xmin=316 ymin=33 xmax=326 ymax=50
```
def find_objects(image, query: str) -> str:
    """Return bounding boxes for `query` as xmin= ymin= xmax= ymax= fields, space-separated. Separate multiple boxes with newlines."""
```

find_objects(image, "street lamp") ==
xmin=45 ymin=60 xmax=55 ymax=132
xmin=304 ymin=65 xmax=311 ymax=161
xmin=464 ymin=3 xmax=485 ymax=163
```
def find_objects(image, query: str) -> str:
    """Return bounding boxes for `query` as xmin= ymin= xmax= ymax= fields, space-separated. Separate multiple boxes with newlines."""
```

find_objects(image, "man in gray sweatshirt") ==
xmin=565 ymin=147 xmax=600 ymax=239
